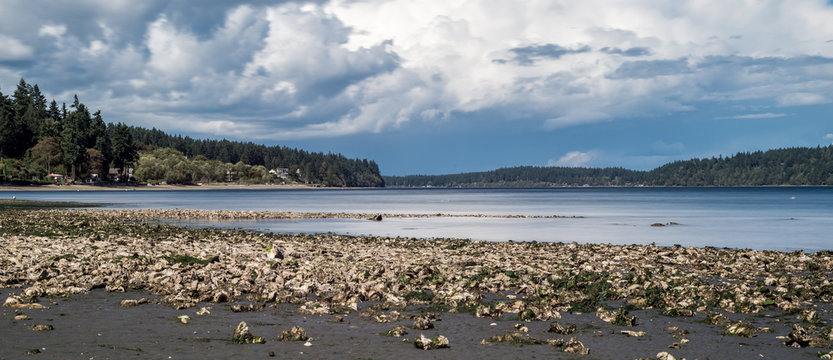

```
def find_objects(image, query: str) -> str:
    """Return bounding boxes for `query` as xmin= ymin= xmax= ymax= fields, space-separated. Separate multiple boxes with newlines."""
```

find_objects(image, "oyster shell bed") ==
xmin=2 ymin=208 xmax=833 ymax=358
xmin=86 ymin=208 xmax=575 ymax=221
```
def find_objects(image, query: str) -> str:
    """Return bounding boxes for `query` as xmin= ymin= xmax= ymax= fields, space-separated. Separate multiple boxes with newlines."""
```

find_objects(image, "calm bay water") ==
xmin=7 ymin=187 xmax=833 ymax=252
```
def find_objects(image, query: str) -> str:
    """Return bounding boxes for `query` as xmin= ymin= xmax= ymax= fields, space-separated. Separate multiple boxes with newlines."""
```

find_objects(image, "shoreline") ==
xmin=3 ymin=183 xmax=832 ymax=192
xmin=0 ymin=183 xmax=329 ymax=191
xmin=2 ymin=209 xmax=832 ymax=358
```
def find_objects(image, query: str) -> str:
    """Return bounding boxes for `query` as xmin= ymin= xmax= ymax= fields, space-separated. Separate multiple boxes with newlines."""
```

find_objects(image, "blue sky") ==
xmin=1 ymin=1 xmax=832 ymax=175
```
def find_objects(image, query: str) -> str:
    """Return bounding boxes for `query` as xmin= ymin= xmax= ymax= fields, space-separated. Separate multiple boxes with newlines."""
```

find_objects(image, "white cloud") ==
xmin=38 ymin=24 xmax=66 ymax=38
xmin=716 ymin=113 xmax=788 ymax=120
xmin=549 ymin=151 xmax=595 ymax=167
xmin=777 ymin=93 xmax=828 ymax=107
xmin=0 ymin=34 xmax=33 ymax=61
xmin=4 ymin=1 xmax=833 ymax=140
xmin=825 ymin=133 xmax=833 ymax=140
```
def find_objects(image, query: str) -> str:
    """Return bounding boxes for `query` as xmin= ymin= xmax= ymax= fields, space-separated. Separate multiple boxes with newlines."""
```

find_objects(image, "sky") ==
xmin=1 ymin=1 xmax=833 ymax=175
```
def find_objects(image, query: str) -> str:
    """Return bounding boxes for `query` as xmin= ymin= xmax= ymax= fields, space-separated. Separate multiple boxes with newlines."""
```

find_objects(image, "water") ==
xmin=6 ymin=187 xmax=833 ymax=251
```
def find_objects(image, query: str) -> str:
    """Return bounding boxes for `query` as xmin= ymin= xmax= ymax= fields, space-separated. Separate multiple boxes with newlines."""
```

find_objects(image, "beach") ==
xmin=2 ymin=209 xmax=832 ymax=359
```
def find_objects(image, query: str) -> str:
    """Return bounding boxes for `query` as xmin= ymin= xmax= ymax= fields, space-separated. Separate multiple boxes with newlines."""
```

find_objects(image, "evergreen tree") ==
xmin=112 ymin=123 xmax=137 ymax=176
xmin=91 ymin=110 xmax=111 ymax=178
xmin=61 ymin=98 xmax=92 ymax=180
xmin=0 ymin=89 xmax=33 ymax=158
xmin=44 ymin=100 xmax=62 ymax=138
xmin=12 ymin=78 xmax=31 ymax=120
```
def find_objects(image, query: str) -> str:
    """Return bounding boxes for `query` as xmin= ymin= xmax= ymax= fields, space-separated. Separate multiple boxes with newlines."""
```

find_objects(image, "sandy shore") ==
xmin=1 ymin=209 xmax=832 ymax=359
xmin=0 ymin=183 xmax=323 ymax=191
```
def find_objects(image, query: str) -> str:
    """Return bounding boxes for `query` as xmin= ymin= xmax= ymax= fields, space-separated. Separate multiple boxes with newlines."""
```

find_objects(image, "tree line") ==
xmin=0 ymin=79 xmax=383 ymax=187
xmin=0 ymin=79 xmax=137 ymax=182
xmin=385 ymin=146 xmax=833 ymax=187
xmin=127 ymin=127 xmax=384 ymax=187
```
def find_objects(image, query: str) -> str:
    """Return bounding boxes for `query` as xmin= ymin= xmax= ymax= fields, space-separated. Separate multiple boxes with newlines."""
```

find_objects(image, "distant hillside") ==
xmin=385 ymin=146 xmax=833 ymax=187
xmin=128 ymin=127 xmax=384 ymax=187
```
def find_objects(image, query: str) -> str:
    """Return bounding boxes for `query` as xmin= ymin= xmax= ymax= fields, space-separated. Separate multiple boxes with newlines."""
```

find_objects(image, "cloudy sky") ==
xmin=2 ymin=0 xmax=833 ymax=175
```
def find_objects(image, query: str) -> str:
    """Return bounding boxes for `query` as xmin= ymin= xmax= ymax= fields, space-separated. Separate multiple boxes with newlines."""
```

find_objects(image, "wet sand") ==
xmin=1 ymin=209 xmax=832 ymax=359
xmin=1 ymin=288 xmax=826 ymax=359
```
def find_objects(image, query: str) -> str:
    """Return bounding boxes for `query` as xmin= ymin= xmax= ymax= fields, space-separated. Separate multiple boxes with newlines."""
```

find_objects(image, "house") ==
xmin=46 ymin=174 xmax=64 ymax=183
xmin=269 ymin=168 xmax=289 ymax=179
xmin=84 ymin=174 xmax=101 ymax=184
xmin=109 ymin=167 xmax=134 ymax=177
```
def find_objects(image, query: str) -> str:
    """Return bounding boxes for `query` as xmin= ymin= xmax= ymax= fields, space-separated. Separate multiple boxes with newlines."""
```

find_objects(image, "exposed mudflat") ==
xmin=1 ymin=209 xmax=832 ymax=359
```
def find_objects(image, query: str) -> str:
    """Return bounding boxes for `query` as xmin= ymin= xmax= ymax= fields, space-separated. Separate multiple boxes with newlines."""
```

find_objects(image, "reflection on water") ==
xmin=165 ymin=213 xmax=831 ymax=252
xmin=10 ymin=187 xmax=833 ymax=252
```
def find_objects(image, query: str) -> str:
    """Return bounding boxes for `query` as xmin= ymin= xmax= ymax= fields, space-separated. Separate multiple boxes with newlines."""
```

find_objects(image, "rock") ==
xmin=547 ymin=338 xmax=565 ymax=347
xmin=14 ymin=314 xmax=30 ymax=321
xmin=482 ymin=332 xmax=546 ymax=345
xmin=656 ymin=352 xmax=676 ymax=360
xmin=802 ymin=309 xmax=820 ymax=324
xmin=369 ymin=214 xmax=383 ymax=221
xmin=621 ymin=330 xmax=646 ymax=337
xmin=328 ymin=315 xmax=344 ymax=323
xmin=548 ymin=322 xmax=576 ymax=335
xmin=706 ymin=313 xmax=730 ymax=326
xmin=230 ymin=304 xmax=263 ymax=313
xmin=668 ymin=342 xmax=680 ymax=349
xmin=563 ymin=337 xmax=589 ymax=354
xmin=514 ymin=323 xmax=529 ymax=333
xmin=279 ymin=326 xmax=309 ymax=341
xmin=232 ymin=321 xmax=265 ymax=344
xmin=105 ymin=284 xmax=125 ymax=293
xmin=475 ymin=305 xmax=503 ymax=318
xmin=22 ymin=287 xmax=45 ymax=298
xmin=299 ymin=301 xmax=330 ymax=315
xmin=3 ymin=296 xmax=48 ymax=310
xmin=196 ymin=307 xmax=211 ymax=316
xmin=723 ymin=321 xmax=756 ymax=338
xmin=413 ymin=316 xmax=434 ymax=330
xmin=383 ymin=325 xmax=408 ymax=337
xmin=266 ymin=243 xmax=283 ymax=260
xmin=597 ymin=308 xmax=636 ymax=326
xmin=25 ymin=348 xmax=41 ymax=355
xmin=120 ymin=298 xmax=148 ymax=307
xmin=414 ymin=334 xmax=449 ymax=350
xmin=786 ymin=324 xmax=811 ymax=348
xmin=30 ymin=324 xmax=54 ymax=331
xmin=667 ymin=327 xmax=689 ymax=340
xmin=178 ymin=315 xmax=190 ymax=324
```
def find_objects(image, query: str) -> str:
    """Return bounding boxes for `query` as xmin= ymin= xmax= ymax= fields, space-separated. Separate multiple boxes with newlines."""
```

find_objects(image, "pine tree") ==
xmin=0 ymin=88 xmax=33 ymax=158
xmin=91 ymin=110 xmax=111 ymax=178
xmin=112 ymin=123 xmax=137 ymax=177
xmin=61 ymin=98 xmax=91 ymax=180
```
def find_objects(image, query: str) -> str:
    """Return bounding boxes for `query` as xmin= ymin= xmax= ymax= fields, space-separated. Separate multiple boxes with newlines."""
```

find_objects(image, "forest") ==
xmin=385 ymin=146 xmax=833 ymax=187
xmin=0 ymin=79 xmax=383 ymax=187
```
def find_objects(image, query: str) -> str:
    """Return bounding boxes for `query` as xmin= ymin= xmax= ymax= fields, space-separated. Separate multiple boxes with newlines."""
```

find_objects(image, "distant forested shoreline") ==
xmin=0 ymin=79 xmax=383 ymax=187
xmin=385 ymin=146 xmax=833 ymax=187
